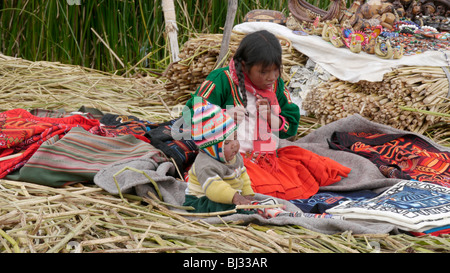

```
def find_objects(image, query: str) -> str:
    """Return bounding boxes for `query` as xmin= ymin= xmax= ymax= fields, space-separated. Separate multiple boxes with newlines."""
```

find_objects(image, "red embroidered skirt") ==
xmin=243 ymin=146 xmax=351 ymax=200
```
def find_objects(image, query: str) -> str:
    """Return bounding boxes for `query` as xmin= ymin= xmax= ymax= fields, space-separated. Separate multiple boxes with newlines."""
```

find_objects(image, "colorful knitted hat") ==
xmin=192 ymin=99 xmax=237 ymax=162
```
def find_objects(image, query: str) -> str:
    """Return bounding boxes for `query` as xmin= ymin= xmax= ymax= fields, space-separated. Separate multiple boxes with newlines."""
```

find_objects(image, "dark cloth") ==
xmin=145 ymin=118 xmax=198 ymax=177
xmin=99 ymin=113 xmax=154 ymax=142
xmin=183 ymin=195 xmax=255 ymax=215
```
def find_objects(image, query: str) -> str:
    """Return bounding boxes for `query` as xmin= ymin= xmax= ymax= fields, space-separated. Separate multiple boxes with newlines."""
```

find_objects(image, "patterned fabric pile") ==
xmin=0 ymin=108 xmax=198 ymax=187
xmin=328 ymin=132 xmax=450 ymax=187
xmin=286 ymin=115 xmax=450 ymax=235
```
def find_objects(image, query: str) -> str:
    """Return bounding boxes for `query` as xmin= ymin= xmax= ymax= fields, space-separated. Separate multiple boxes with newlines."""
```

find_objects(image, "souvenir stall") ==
xmin=283 ymin=0 xmax=450 ymax=134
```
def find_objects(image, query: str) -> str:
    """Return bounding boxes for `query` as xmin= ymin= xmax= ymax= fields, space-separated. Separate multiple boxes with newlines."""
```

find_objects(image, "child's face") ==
xmin=244 ymin=62 xmax=279 ymax=90
xmin=224 ymin=131 xmax=240 ymax=162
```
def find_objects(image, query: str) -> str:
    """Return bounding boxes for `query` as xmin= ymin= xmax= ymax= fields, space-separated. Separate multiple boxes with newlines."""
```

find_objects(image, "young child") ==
xmin=184 ymin=30 xmax=351 ymax=201
xmin=183 ymin=99 xmax=255 ymax=213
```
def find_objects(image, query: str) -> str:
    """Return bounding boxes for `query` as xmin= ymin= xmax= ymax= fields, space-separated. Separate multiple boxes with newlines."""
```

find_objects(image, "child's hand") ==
xmin=232 ymin=192 xmax=252 ymax=206
xmin=243 ymin=195 xmax=255 ymax=202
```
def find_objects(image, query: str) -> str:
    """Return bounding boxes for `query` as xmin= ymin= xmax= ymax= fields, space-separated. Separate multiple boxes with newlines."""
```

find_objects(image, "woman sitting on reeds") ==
xmin=183 ymin=30 xmax=351 ymax=200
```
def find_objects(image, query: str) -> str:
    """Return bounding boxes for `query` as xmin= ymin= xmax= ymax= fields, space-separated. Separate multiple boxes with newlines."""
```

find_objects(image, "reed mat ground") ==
xmin=0 ymin=53 xmax=449 ymax=253
xmin=2 ymin=179 xmax=450 ymax=254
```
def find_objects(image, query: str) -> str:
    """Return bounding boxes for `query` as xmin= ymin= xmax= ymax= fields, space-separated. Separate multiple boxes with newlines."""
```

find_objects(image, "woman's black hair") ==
xmin=233 ymin=30 xmax=282 ymax=107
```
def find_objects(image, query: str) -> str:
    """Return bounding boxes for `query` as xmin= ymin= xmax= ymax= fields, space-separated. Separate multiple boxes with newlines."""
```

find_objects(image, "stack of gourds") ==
xmin=303 ymin=66 xmax=450 ymax=134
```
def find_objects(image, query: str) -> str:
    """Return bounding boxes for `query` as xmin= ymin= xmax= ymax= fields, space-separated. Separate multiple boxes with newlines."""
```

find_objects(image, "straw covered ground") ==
xmin=0 ymin=53 xmax=450 ymax=253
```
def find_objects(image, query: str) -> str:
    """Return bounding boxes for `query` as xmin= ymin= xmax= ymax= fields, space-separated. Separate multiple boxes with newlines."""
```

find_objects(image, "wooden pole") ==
xmin=162 ymin=0 xmax=180 ymax=63
xmin=216 ymin=0 xmax=238 ymax=68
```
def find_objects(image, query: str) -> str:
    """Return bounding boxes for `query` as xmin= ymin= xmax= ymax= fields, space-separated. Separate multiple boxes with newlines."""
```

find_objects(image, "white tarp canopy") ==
xmin=233 ymin=22 xmax=450 ymax=83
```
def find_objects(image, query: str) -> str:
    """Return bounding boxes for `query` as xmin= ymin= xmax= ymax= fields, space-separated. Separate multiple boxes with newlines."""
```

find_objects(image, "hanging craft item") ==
xmin=288 ymin=0 xmax=345 ymax=23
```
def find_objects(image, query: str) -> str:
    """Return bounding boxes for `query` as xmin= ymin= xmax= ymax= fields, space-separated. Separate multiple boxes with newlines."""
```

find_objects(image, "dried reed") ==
xmin=1 ymin=179 xmax=449 ymax=253
xmin=0 ymin=53 xmax=174 ymax=123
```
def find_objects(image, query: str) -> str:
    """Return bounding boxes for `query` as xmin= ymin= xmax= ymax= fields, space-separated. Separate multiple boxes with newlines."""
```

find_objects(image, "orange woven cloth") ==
xmin=243 ymin=146 xmax=351 ymax=200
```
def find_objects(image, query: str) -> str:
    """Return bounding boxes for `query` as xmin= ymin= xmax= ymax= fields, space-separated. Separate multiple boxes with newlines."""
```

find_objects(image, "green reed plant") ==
xmin=0 ymin=0 xmax=347 ymax=74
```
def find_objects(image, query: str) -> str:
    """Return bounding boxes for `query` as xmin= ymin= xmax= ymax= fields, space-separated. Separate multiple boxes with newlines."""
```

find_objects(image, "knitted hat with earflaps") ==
xmin=192 ymin=99 xmax=237 ymax=162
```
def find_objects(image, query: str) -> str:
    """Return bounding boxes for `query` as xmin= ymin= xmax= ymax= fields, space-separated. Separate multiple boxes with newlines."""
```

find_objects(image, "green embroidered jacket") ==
xmin=184 ymin=66 xmax=300 ymax=139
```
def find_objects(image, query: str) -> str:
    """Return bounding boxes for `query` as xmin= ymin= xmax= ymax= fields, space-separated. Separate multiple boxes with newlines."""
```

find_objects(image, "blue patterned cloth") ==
xmin=290 ymin=190 xmax=378 ymax=214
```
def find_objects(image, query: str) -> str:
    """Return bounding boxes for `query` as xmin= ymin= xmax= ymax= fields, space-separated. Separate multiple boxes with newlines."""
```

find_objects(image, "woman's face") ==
xmin=243 ymin=62 xmax=279 ymax=90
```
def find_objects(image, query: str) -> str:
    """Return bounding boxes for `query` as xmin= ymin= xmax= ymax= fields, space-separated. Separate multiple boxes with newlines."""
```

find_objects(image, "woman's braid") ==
xmin=234 ymin=58 xmax=248 ymax=107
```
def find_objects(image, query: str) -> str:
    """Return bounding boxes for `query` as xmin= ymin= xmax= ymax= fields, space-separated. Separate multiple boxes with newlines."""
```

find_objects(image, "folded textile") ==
xmin=252 ymin=198 xmax=343 ymax=220
xmin=0 ymin=108 xmax=101 ymax=179
xmin=328 ymin=132 xmax=450 ymax=187
xmin=327 ymin=180 xmax=450 ymax=232
xmin=409 ymin=225 xmax=450 ymax=236
xmin=94 ymin=154 xmax=183 ymax=199
xmin=7 ymin=127 xmax=166 ymax=187
xmin=100 ymin=113 xmax=150 ymax=127
xmin=292 ymin=114 xmax=450 ymax=194
xmin=100 ymin=113 xmax=154 ymax=143
xmin=145 ymin=119 xmax=198 ymax=176
xmin=290 ymin=190 xmax=378 ymax=214
xmin=101 ymin=115 xmax=198 ymax=175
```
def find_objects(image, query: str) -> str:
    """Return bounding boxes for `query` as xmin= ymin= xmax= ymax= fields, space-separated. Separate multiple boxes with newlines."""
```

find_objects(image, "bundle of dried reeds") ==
xmin=0 ymin=54 xmax=171 ymax=123
xmin=303 ymin=66 xmax=450 ymax=135
xmin=163 ymin=34 xmax=231 ymax=104
xmin=164 ymin=32 xmax=307 ymax=104
xmin=1 ymin=179 xmax=449 ymax=253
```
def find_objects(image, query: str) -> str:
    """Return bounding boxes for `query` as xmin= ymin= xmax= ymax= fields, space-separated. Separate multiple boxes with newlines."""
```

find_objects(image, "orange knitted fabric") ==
xmin=243 ymin=146 xmax=351 ymax=200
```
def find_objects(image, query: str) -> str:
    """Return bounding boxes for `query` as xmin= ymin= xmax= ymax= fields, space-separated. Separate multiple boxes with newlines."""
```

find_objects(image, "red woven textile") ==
xmin=243 ymin=146 xmax=351 ymax=200
xmin=0 ymin=108 xmax=101 ymax=178
xmin=329 ymin=132 xmax=450 ymax=188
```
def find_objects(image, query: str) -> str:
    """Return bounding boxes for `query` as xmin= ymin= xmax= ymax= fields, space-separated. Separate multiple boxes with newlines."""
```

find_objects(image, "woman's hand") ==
xmin=226 ymin=105 xmax=247 ymax=124
xmin=256 ymin=95 xmax=281 ymax=130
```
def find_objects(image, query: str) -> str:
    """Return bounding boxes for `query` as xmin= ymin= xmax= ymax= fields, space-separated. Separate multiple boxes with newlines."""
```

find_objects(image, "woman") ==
xmin=183 ymin=30 xmax=351 ymax=200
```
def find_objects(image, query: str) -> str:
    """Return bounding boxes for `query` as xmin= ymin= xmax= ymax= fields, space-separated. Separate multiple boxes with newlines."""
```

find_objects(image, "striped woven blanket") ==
xmin=7 ymin=127 xmax=166 ymax=187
